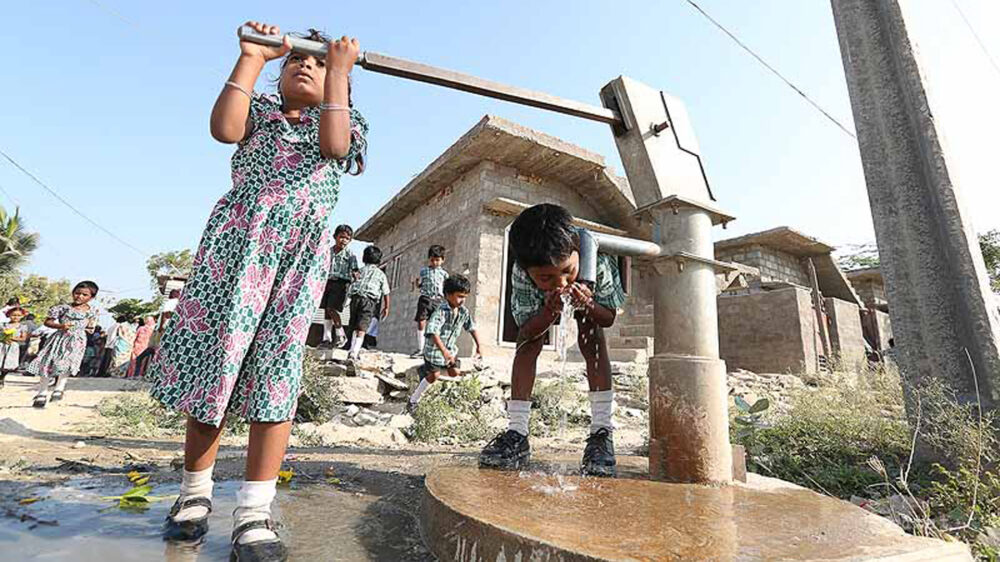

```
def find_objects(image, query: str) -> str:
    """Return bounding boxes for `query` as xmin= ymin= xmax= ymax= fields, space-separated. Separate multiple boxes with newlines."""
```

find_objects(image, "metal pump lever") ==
xmin=237 ymin=26 xmax=622 ymax=126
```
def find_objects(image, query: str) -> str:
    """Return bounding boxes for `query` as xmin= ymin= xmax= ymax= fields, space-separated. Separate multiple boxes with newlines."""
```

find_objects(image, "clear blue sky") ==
xmin=4 ymin=1 xmax=998 ymax=311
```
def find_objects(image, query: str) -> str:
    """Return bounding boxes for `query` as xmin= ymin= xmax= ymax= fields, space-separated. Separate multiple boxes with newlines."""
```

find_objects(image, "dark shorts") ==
xmin=418 ymin=360 xmax=454 ymax=380
xmin=320 ymin=279 xmax=350 ymax=314
xmin=414 ymin=295 xmax=441 ymax=322
xmin=350 ymin=295 xmax=379 ymax=332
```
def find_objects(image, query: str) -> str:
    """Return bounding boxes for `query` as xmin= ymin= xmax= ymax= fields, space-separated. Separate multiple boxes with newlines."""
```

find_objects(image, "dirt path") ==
xmin=0 ymin=373 xmax=645 ymax=561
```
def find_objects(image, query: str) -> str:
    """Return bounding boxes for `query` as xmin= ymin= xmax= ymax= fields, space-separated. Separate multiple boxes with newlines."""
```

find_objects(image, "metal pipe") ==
xmin=590 ymin=231 xmax=661 ymax=258
xmin=237 ymin=26 xmax=622 ymax=126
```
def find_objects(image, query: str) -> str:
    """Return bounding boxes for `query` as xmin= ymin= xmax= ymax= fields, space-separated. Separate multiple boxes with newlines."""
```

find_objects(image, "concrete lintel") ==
xmin=634 ymin=194 xmax=735 ymax=227
xmin=482 ymin=196 xmax=631 ymax=236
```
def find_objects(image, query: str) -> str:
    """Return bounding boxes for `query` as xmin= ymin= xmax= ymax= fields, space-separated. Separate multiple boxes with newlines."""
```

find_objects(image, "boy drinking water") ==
xmin=320 ymin=224 xmax=359 ymax=348
xmin=410 ymin=245 xmax=448 ymax=356
xmin=347 ymin=245 xmax=390 ymax=362
xmin=407 ymin=275 xmax=483 ymax=411
xmin=479 ymin=204 xmax=625 ymax=477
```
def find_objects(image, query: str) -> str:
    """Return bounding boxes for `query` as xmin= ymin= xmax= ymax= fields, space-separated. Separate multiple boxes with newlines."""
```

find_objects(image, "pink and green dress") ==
xmin=149 ymin=94 xmax=368 ymax=426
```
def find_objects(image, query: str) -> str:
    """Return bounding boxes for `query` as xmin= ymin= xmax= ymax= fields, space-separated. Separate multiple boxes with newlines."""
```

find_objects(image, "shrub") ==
xmin=407 ymin=373 xmax=498 ymax=443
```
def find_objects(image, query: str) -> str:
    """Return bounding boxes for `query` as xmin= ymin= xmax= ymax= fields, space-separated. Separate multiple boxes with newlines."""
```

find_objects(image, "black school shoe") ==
xmin=581 ymin=428 xmax=617 ymax=477
xmin=163 ymin=497 xmax=212 ymax=542
xmin=479 ymin=430 xmax=530 ymax=470
xmin=230 ymin=519 xmax=288 ymax=562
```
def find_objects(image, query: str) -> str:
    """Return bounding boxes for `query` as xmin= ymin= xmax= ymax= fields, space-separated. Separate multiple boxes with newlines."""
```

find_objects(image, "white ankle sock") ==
xmin=589 ymin=390 xmax=614 ymax=434
xmin=349 ymin=334 xmax=364 ymax=357
xmin=233 ymin=479 xmax=278 ymax=544
xmin=35 ymin=375 xmax=51 ymax=397
xmin=410 ymin=379 xmax=431 ymax=404
xmin=416 ymin=330 xmax=424 ymax=351
xmin=174 ymin=464 xmax=214 ymax=522
xmin=335 ymin=326 xmax=346 ymax=340
xmin=54 ymin=374 xmax=69 ymax=392
xmin=507 ymin=400 xmax=531 ymax=436
xmin=322 ymin=321 xmax=333 ymax=342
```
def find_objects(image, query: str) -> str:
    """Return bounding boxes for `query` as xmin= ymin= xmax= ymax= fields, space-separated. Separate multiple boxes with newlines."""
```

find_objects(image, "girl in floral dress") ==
xmin=27 ymin=281 xmax=99 ymax=407
xmin=148 ymin=22 xmax=367 ymax=561
xmin=0 ymin=307 xmax=29 ymax=388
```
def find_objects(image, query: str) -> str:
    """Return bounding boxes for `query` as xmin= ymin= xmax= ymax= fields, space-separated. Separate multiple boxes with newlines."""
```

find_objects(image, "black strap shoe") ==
xmin=479 ymin=429 xmax=530 ymax=470
xmin=581 ymin=428 xmax=617 ymax=477
xmin=163 ymin=496 xmax=212 ymax=542
xmin=230 ymin=519 xmax=287 ymax=562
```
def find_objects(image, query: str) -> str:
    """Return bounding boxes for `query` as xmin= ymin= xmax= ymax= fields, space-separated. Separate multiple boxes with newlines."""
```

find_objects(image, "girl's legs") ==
xmin=234 ymin=421 xmax=292 ymax=544
xmin=171 ymin=416 xmax=225 ymax=523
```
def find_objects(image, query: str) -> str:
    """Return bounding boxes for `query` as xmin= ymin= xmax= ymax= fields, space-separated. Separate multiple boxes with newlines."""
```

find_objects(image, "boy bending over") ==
xmin=479 ymin=204 xmax=625 ymax=477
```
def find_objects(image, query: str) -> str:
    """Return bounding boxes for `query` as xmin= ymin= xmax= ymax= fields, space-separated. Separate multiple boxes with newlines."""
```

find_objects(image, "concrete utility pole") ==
xmin=830 ymin=0 xmax=1000 ymax=417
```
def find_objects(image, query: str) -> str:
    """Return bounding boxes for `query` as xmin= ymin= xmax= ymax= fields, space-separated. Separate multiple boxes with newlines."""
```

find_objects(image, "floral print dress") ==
xmin=26 ymin=304 xmax=96 ymax=378
xmin=149 ymin=93 xmax=368 ymax=427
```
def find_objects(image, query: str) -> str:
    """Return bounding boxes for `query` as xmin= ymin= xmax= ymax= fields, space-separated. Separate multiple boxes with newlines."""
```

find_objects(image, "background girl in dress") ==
xmin=0 ymin=307 xmax=29 ymax=387
xmin=26 ymin=281 xmax=98 ymax=407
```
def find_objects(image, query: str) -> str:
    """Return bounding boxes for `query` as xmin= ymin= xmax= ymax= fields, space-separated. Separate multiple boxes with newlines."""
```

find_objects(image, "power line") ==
xmin=0 ymin=148 xmax=149 ymax=258
xmin=0 ymin=181 xmax=21 ymax=208
xmin=681 ymin=0 xmax=857 ymax=139
xmin=947 ymin=0 xmax=1000 ymax=82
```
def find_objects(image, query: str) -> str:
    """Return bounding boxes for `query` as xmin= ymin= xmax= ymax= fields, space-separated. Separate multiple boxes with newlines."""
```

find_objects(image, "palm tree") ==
xmin=0 ymin=205 xmax=39 ymax=274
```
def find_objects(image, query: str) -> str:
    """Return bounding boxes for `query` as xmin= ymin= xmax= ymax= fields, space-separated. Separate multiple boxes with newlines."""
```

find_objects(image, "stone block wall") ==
xmin=365 ymin=160 xmax=635 ymax=359
xmin=824 ymin=297 xmax=866 ymax=367
xmin=716 ymin=245 xmax=810 ymax=287
xmin=718 ymin=287 xmax=820 ymax=374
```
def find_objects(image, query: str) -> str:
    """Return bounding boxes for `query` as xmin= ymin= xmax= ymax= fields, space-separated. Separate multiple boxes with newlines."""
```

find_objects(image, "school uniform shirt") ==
xmin=510 ymin=253 xmax=626 ymax=327
xmin=423 ymin=302 xmax=475 ymax=367
xmin=329 ymin=246 xmax=359 ymax=281
xmin=418 ymin=266 xmax=449 ymax=298
xmin=349 ymin=265 xmax=390 ymax=300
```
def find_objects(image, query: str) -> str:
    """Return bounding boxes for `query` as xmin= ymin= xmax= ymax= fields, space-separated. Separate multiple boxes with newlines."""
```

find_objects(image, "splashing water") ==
xmin=555 ymin=292 xmax=578 ymax=364
xmin=529 ymin=472 xmax=580 ymax=496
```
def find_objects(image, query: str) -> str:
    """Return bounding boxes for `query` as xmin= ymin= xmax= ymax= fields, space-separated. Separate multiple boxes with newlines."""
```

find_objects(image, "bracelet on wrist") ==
xmin=224 ymin=81 xmax=253 ymax=100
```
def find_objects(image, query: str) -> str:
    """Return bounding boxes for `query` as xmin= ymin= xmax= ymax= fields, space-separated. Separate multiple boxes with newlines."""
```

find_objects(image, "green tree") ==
xmin=0 ymin=206 xmax=39 ymax=274
xmin=146 ymin=250 xmax=193 ymax=291
xmin=16 ymin=275 xmax=72 ymax=318
xmin=979 ymin=229 xmax=1000 ymax=292
xmin=107 ymin=298 xmax=158 ymax=323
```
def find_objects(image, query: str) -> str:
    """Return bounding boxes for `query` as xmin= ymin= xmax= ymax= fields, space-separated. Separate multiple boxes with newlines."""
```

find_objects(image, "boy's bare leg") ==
xmin=577 ymin=315 xmax=612 ymax=391
xmin=184 ymin=416 xmax=226 ymax=471
xmin=510 ymin=335 xmax=544 ymax=400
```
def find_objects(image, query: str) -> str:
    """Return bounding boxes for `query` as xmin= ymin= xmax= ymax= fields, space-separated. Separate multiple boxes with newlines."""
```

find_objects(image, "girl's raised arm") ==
xmin=318 ymin=37 xmax=360 ymax=159
xmin=210 ymin=21 xmax=290 ymax=144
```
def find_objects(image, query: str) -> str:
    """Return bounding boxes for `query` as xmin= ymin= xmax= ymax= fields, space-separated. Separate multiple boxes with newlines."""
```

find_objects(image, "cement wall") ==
xmin=718 ymin=287 xmax=819 ymax=374
xmin=825 ymin=297 xmax=866 ymax=368
xmin=716 ymin=245 xmax=810 ymax=287
xmin=367 ymin=160 xmax=628 ymax=359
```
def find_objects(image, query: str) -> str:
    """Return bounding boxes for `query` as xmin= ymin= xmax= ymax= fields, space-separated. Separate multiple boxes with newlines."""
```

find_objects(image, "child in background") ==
xmin=320 ymin=224 xmax=358 ymax=348
xmin=410 ymin=245 xmax=448 ymax=356
xmin=479 ymin=204 xmax=625 ymax=477
xmin=27 ymin=281 xmax=99 ymax=407
xmin=147 ymin=21 xmax=367 ymax=561
xmin=347 ymin=245 xmax=390 ymax=362
xmin=408 ymin=275 xmax=482 ymax=412
xmin=0 ymin=307 xmax=29 ymax=388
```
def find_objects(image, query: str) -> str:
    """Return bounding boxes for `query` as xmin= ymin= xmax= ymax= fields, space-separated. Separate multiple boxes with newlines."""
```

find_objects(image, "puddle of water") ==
xmin=2 ymin=479 xmax=425 ymax=561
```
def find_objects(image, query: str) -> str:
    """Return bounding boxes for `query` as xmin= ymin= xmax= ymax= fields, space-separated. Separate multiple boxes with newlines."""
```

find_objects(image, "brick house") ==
xmin=714 ymin=228 xmax=868 ymax=373
xmin=354 ymin=115 xmax=654 ymax=362
xmin=353 ymin=116 xmax=873 ymax=374
xmin=846 ymin=267 xmax=894 ymax=351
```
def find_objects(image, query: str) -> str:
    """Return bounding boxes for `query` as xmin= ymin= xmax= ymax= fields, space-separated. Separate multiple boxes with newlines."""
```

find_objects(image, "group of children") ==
xmin=11 ymin=21 xmax=631 ymax=562
xmin=315 ymin=222 xmax=482 ymax=410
